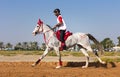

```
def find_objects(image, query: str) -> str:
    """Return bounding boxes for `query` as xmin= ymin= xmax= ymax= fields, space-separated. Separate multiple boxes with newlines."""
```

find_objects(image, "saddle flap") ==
xmin=64 ymin=31 xmax=72 ymax=40
xmin=56 ymin=30 xmax=72 ymax=41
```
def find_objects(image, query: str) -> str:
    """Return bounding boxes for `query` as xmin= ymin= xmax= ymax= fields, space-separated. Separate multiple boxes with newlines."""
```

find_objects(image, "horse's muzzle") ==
xmin=35 ymin=32 xmax=38 ymax=35
xmin=32 ymin=32 xmax=37 ymax=36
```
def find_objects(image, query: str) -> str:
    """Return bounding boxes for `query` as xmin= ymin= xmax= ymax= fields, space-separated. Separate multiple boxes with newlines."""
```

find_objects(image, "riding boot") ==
xmin=63 ymin=45 xmax=66 ymax=50
xmin=61 ymin=42 xmax=66 ymax=50
xmin=59 ymin=47 xmax=63 ymax=51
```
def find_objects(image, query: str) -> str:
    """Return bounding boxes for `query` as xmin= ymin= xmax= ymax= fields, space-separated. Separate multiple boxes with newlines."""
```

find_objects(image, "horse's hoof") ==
xmin=101 ymin=61 xmax=106 ymax=64
xmin=56 ymin=66 xmax=62 ymax=69
xmin=31 ymin=63 xmax=36 ymax=67
xmin=82 ymin=66 xmax=88 ymax=68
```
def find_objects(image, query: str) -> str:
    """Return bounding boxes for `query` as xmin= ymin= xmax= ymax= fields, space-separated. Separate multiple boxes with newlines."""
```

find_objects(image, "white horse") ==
xmin=32 ymin=19 xmax=105 ymax=68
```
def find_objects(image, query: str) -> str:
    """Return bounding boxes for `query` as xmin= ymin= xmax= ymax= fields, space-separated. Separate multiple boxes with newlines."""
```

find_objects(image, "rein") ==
xmin=43 ymin=33 xmax=53 ymax=45
xmin=38 ymin=24 xmax=54 ymax=45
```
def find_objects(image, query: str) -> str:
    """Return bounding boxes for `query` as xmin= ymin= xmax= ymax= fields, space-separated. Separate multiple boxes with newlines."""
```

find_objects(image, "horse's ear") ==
xmin=37 ymin=18 xmax=43 ymax=26
xmin=38 ymin=19 xmax=41 ymax=22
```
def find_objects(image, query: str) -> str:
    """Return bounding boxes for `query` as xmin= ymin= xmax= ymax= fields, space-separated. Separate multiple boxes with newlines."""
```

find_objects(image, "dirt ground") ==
xmin=0 ymin=61 xmax=120 ymax=77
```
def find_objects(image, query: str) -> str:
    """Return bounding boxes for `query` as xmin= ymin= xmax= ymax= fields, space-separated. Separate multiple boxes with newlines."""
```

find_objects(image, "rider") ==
xmin=53 ymin=8 xmax=67 ymax=50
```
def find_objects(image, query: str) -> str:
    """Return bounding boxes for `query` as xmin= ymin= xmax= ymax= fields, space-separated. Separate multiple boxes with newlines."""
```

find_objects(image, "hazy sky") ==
xmin=0 ymin=0 xmax=120 ymax=45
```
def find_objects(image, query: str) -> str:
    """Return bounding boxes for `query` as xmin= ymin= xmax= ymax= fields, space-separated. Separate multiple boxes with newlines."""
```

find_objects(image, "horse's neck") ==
xmin=43 ymin=25 xmax=54 ymax=38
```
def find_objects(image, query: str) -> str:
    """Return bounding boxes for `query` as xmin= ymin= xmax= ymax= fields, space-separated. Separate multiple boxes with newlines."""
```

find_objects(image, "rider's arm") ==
xmin=53 ymin=16 xmax=63 ymax=29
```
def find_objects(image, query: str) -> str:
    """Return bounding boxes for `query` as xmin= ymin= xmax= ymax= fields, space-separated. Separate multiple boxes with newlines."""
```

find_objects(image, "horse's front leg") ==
xmin=32 ymin=47 xmax=49 ymax=67
xmin=54 ymin=47 xmax=62 ymax=68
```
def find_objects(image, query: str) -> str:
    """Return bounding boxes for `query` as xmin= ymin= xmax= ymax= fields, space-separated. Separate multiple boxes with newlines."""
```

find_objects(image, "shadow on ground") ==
xmin=65 ymin=61 xmax=116 ymax=68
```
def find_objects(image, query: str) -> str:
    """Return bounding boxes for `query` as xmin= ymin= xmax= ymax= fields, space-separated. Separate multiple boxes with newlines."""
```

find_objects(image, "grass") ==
xmin=68 ymin=51 xmax=84 ymax=56
xmin=48 ymin=51 xmax=57 ymax=56
xmin=96 ymin=57 xmax=120 ymax=63
xmin=0 ymin=50 xmax=120 ymax=57
xmin=0 ymin=50 xmax=44 ymax=56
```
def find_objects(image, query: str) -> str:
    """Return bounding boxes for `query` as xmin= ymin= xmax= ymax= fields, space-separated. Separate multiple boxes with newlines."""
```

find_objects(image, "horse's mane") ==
xmin=46 ymin=24 xmax=54 ymax=31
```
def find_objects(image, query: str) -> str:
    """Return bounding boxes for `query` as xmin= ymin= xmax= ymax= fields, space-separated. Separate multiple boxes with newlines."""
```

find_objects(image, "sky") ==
xmin=0 ymin=0 xmax=120 ymax=45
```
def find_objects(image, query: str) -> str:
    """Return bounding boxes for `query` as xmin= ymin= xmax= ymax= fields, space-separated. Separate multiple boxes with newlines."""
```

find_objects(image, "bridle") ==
xmin=37 ymin=24 xmax=43 ymax=33
xmin=37 ymin=22 xmax=54 ymax=45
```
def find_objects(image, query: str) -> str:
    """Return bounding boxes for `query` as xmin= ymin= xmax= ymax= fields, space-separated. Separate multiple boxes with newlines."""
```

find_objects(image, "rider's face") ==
xmin=54 ymin=12 xmax=59 ymax=17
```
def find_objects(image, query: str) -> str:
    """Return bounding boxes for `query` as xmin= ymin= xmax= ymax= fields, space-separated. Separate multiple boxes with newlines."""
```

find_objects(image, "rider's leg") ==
xmin=60 ymin=30 xmax=66 ymax=49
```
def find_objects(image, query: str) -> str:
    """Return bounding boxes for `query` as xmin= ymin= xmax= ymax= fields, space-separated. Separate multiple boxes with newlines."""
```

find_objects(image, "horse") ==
xmin=32 ymin=19 xmax=105 ymax=68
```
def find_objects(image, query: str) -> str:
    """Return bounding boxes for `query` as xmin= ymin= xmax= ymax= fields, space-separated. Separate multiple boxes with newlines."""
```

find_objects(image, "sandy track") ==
xmin=0 ymin=55 xmax=96 ymax=62
xmin=0 ymin=55 xmax=120 ymax=77
xmin=0 ymin=62 xmax=119 ymax=77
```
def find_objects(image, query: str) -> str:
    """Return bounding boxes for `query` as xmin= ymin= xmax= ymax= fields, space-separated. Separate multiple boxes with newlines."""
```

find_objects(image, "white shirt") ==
xmin=57 ymin=15 xmax=67 ymax=30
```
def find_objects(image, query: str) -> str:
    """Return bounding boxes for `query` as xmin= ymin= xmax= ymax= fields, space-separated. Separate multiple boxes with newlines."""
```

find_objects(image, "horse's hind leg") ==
xmin=80 ymin=48 xmax=89 ymax=68
xmin=86 ymin=46 xmax=105 ymax=64
xmin=93 ymin=50 xmax=105 ymax=64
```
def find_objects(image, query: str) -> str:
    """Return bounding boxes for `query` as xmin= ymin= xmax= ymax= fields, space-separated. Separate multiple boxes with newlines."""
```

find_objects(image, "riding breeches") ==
xmin=60 ymin=30 xmax=66 ymax=43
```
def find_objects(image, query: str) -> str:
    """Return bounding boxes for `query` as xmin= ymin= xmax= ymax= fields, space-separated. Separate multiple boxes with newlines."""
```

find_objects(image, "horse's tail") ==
xmin=86 ymin=33 xmax=104 ymax=55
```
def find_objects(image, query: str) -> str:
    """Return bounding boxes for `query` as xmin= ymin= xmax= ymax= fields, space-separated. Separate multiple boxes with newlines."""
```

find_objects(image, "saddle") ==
xmin=55 ymin=30 xmax=72 ymax=51
xmin=55 ymin=30 xmax=72 ymax=41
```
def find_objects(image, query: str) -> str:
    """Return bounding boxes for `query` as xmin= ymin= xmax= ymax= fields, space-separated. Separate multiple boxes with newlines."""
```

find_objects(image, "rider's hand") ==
xmin=52 ymin=26 xmax=56 ymax=31
xmin=52 ymin=25 xmax=56 ymax=30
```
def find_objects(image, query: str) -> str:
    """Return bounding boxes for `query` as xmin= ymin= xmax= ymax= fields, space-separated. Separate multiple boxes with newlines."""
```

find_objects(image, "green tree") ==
xmin=40 ymin=43 xmax=46 ymax=50
xmin=117 ymin=36 xmax=120 ymax=46
xmin=101 ymin=38 xmax=114 ymax=50
xmin=0 ymin=42 xmax=4 ymax=50
xmin=22 ymin=42 xmax=29 ymax=50
xmin=33 ymin=42 xmax=39 ymax=50
xmin=29 ymin=42 xmax=39 ymax=50
xmin=6 ymin=43 xmax=13 ymax=50
xmin=91 ymin=43 xmax=97 ymax=49
xmin=14 ymin=42 xmax=22 ymax=50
